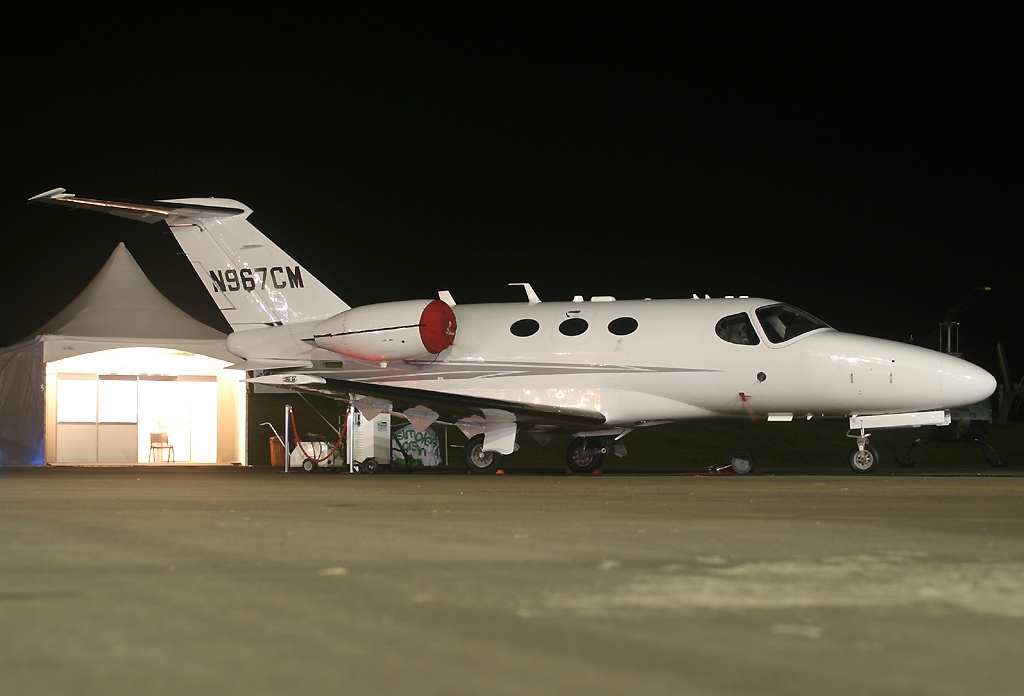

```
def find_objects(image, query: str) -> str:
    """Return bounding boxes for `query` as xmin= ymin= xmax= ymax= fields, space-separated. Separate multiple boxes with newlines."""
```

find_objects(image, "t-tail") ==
xmin=28 ymin=188 xmax=348 ymax=331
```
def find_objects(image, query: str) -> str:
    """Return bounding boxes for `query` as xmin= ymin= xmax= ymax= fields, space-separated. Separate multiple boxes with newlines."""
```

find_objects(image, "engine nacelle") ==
xmin=312 ymin=299 xmax=457 ymax=363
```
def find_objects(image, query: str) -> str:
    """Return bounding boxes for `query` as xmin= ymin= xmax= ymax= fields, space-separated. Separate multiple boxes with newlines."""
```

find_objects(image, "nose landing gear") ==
xmin=849 ymin=444 xmax=881 ymax=473
xmin=847 ymin=426 xmax=879 ymax=474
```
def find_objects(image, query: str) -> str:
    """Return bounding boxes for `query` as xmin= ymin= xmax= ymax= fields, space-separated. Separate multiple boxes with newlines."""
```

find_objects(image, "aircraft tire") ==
xmin=849 ymin=445 xmax=880 ymax=474
xmin=730 ymin=452 xmax=754 ymax=475
xmin=566 ymin=438 xmax=605 ymax=474
xmin=465 ymin=435 xmax=503 ymax=475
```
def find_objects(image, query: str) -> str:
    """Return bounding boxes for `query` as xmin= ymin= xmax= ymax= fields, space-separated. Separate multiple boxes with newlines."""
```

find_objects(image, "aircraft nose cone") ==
xmin=939 ymin=354 xmax=997 ymax=408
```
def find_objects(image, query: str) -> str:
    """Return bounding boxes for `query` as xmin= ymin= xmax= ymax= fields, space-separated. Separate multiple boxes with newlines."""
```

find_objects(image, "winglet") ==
xmin=28 ymin=187 xmax=70 ymax=202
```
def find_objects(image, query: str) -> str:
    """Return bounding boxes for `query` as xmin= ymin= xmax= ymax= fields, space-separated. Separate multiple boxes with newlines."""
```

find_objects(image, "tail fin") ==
xmin=29 ymin=189 xmax=348 ymax=330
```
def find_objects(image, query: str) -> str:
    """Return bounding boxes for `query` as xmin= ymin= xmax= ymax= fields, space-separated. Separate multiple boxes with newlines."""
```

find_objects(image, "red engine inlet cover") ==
xmin=419 ymin=299 xmax=457 ymax=354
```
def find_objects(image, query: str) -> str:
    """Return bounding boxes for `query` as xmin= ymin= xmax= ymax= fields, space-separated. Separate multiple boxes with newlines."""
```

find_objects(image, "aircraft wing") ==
xmin=255 ymin=375 xmax=608 ymax=451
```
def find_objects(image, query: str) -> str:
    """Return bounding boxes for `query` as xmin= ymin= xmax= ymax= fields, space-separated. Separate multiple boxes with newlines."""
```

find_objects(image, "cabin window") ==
xmin=510 ymin=319 xmax=540 ymax=337
xmin=715 ymin=313 xmax=760 ymax=345
xmin=558 ymin=317 xmax=589 ymax=336
xmin=755 ymin=304 xmax=830 ymax=344
xmin=608 ymin=317 xmax=638 ymax=336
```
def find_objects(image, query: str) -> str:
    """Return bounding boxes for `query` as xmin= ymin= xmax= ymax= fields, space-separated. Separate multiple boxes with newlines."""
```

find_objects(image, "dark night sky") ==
xmin=2 ymin=7 xmax=1021 ymax=375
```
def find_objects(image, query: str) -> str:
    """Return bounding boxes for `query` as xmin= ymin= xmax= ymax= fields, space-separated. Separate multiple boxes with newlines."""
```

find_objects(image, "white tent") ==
xmin=0 ymin=244 xmax=246 ymax=466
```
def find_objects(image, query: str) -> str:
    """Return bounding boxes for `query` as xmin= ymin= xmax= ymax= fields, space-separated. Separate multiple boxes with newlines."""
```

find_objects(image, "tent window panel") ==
xmin=98 ymin=378 xmax=138 ymax=423
xmin=189 ymin=381 xmax=218 ymax=463
xmin=57 ymin=378 xmax=97 ymax=423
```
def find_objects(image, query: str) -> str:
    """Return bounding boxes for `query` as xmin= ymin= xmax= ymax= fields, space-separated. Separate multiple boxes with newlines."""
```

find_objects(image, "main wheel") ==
xmin=849 ymin=444 xmax=880 ymax=474
xmin=730 ymin=452 xmax=754 ymax=475
xmin=566 ymin=438 xmax=605 ymax=474
xmin=465 ymin=435 xmax=503 ymax=475
xmin=301 ymin=458 xmax=316 ymax=473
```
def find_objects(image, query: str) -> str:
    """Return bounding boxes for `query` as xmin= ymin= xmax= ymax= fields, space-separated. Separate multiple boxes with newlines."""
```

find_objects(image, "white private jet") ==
xmin=29 ymin=188 xmax=997 ymax=474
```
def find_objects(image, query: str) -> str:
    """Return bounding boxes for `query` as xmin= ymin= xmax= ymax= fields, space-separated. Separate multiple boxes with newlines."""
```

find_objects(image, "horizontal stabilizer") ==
xmin=29 ymin=188 xmax=246 ymax=223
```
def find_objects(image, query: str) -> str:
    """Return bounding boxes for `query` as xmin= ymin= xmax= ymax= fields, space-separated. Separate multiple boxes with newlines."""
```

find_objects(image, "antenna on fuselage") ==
xmin=509 ymin=283 xmax=541 ymax=304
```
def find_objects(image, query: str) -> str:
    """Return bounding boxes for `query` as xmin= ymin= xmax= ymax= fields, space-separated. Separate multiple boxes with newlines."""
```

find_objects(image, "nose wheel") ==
xmin=849 ymin=444 xmax=880 ymax=474
xmin=846 ymin=424 xmax=881 ymax=474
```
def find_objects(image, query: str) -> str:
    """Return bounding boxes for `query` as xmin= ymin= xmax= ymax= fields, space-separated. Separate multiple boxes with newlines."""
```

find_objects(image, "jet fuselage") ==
xmin=227 ymin=297 xmax=996 ymax=427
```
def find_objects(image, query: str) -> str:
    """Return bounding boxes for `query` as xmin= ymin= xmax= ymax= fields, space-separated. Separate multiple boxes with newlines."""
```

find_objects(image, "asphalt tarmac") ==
xmin=3 ymin=467 xmax=1024 ymax=695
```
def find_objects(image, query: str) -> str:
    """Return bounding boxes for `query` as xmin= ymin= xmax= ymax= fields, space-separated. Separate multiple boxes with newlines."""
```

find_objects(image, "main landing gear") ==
xmin=463 ymin=435 xmax=615 ymax=475
xmin=464 ymin=434 xmax=504 ymax=475
xmin=565 ymin=437 xmax=608 ymax=474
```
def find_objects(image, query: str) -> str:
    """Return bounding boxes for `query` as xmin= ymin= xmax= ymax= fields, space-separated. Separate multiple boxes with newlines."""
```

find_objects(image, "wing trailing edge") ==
xmin=266 ymin=376 xmax=607 ymax=450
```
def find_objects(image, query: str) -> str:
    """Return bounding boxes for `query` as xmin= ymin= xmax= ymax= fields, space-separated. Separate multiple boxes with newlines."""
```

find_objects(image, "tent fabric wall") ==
xmin=0 ymin=243 xmax=242 ymax=466
xmin=0 ymin=340 xmax=45 ymax=465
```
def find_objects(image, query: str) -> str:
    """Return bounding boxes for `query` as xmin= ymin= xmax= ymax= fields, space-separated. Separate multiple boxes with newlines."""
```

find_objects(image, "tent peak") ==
xmin=27 ymin=244 xmax=226 ymax=342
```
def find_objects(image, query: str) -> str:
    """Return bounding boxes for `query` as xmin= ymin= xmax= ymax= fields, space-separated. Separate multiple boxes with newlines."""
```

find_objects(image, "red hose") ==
xmin=289 ymin=410 xmax=347 ymax=463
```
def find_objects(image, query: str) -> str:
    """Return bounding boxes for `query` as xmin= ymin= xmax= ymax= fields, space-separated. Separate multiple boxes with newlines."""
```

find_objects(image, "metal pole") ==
xmin=283 ymin=404 xmax=291 ymax=473
xmin=346 ymin=404 xmax=355 ymax=473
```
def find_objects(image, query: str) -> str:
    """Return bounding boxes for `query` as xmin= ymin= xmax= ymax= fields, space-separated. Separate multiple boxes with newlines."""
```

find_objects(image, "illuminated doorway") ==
xmin=46 ymin=348 xmax=245 ymax=464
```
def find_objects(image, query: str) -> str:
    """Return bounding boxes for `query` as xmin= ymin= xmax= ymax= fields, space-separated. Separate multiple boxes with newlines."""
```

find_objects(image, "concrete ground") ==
xmin=2 ymin=466 xmax=1024 ymax=695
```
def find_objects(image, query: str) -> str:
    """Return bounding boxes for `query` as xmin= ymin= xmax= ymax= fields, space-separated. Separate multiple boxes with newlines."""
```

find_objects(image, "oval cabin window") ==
xmin=510 ymin=319 xmax=540 ymax=337
xmin=608 ymin=317 xmax=638 ymax=336
xmin=558 ymin=317 xmax=589 ymax=336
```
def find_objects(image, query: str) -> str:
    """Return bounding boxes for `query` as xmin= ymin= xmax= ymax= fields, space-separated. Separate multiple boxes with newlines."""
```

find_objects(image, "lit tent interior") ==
xmin=0 ymin=243 xmax=246 ymax=466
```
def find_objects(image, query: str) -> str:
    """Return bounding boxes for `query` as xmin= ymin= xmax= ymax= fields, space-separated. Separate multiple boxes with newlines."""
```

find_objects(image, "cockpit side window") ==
xmin=715 ymin=313 xmax=760 ymax=345
xmin=755 ymin=304 xmax=830 ymax=343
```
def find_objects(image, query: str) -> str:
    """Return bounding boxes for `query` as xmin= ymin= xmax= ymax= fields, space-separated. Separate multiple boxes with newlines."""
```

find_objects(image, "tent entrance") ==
xmin=46 ymin=348 xmax=244 ymax=465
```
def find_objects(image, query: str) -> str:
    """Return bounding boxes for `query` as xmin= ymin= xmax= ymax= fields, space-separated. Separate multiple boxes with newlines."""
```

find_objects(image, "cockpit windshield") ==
xmin=755 ymin=304 xmax=830 ymax=343
xmin=715 ymin=313 xmax=760 ymax=345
